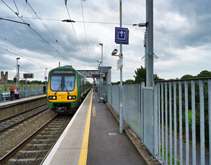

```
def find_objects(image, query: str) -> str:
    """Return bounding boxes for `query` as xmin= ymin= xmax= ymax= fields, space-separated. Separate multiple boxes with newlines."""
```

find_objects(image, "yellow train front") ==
xmin=47 ymin=66 xmax=91 ymax=114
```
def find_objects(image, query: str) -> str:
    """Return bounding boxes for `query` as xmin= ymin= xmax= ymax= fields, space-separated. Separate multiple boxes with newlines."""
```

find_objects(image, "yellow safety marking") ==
xmin=92 ymin=106 xmax=96 ymax=117
xmin=78 ymin=89 xmax=93 ymax=165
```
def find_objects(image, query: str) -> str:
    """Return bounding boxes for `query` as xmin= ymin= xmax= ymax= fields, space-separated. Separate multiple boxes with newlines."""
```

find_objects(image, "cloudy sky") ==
xmin=0 ymin=0 xmax=210 ymax=83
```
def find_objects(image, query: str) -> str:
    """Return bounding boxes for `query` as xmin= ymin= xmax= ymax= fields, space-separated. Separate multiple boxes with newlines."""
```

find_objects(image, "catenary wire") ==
xmin=0 ymin=46 xmax=52 ymax=69
xmin=1 ymin=0 xmax=72 ymax=66
xmin=26 ymin=1 xmax=78 ymax=68
xmin=4 ymin=17 xmax=133 ymax=25
xmin=0 ymin=35 xmax=51 ymax=65
xmin=80 ymin=0 xmax=90 ymax=63
xmin=65 ymin=3 xmax=87 ymax=69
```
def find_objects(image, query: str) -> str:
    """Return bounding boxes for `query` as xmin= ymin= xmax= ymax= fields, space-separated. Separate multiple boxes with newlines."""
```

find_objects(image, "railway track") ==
xmin=0 ymin=104 xmax=48 ymax=133
xmin=1 ymin=115 xmax=72 ymax=165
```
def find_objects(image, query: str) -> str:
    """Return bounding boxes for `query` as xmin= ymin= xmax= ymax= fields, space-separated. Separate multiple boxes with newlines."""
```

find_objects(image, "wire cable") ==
xmin=80 ymin=0 xmax=90 ymax=63
xmin=25 ymin=1 xmax=79 ymax=69
xmin=2 ymin=0 xmax=71 ymax=66
xmin=65 ymin=2 xmax=87 ymax=69
xmin=0 ymin=35 xmax=51 ymax=65
xmin=3 ymin=17 xmax=134 ymax=25
xmin=0 ymin=46 xmax=52 ymax=69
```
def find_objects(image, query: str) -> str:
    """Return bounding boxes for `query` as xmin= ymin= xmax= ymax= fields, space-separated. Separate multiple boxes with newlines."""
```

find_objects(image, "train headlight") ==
xmin=48 ymin=96 xmax=57 ymax=100
xmin=67 ymin=95 xmax=76 ymax=100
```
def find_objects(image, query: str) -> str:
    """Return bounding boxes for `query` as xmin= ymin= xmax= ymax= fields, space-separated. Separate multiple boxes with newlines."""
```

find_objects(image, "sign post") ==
xmin=115 ymin=27 xmax=129 ymax=44
xmin=117 ymin=57 xmax=123 ymax=70
xmin=23 ymin=73 xmax=34 ymax=97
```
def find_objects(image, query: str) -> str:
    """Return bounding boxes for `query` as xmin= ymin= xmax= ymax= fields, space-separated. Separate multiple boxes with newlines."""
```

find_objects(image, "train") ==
xmin=47 ymin=65 xmax=92 ymax=114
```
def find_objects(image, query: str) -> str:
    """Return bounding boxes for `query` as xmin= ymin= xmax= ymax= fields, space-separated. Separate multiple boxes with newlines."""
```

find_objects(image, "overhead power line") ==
xmin=1 ymin=0 xmax=71 ymax=66
xmin=26 ymin=1 xmax=78 ymax=68
xmin=80 ymin=0 xmax=90 ymax=64
xmin=65 ymin=2 xmax=87 ymax=69
xmin=0 ymin=46 xmax=52 ymax=69
xmin=4 ymin=17 xmax=134 ymax=25
xmin=0 ymin=35 xmax=52 ymax=65
xmin=0 ymin=17 xmax=29 ymax=25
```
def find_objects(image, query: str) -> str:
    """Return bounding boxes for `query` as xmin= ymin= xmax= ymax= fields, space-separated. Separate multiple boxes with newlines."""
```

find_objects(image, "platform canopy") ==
xmin=77 ymin=70 xmax=99 ymax=78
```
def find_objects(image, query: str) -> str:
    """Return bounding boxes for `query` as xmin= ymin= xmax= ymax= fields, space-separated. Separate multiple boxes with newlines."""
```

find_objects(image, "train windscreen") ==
xmin=64 ymin=76 xmax=75 ymax=91
xmin=50 ymin=70 xmax=76 ymax=92
xmin=51 ymin=76 xmax=62 ymax=91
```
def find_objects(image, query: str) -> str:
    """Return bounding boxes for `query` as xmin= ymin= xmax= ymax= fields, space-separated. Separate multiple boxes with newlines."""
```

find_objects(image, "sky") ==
xmin=0 ymin=0 xmax=211 ymax=83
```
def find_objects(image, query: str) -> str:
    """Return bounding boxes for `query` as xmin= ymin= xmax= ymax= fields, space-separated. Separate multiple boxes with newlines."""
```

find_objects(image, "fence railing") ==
xmin=102 ymin=77 xmax=211 ymax=165
xmin=0 ymin=85 xmax=44 ymax=101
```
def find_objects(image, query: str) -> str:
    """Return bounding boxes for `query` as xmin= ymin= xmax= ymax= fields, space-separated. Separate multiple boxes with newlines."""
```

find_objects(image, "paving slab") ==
xmin=87 ymin=91 xmax=146 ymax=165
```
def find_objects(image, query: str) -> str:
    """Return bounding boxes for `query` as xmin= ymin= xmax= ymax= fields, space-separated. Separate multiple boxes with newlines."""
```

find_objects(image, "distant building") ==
xmin=0 ymin=71 xmax=8 ymax=84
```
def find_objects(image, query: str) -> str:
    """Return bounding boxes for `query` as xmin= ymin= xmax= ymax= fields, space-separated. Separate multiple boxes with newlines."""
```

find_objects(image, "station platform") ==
xmin=87 ymin=90 xmax=146 ymax=165
xmin=42 ymin=89 xmax=147 ymax=165
xmin=0 ymin=94 xmax=46 ymax=105
xmin=0 ymin=94 xmax=47 ymax=120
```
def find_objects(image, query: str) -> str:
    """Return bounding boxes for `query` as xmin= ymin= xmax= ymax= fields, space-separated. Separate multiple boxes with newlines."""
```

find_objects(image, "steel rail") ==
xmin=0 ymin=105 xmax=48 ymax=133
xmin=0 ymin=103 xmax=47 ymax=122
xmin=0 ymin=115 xmax=57 ymax=164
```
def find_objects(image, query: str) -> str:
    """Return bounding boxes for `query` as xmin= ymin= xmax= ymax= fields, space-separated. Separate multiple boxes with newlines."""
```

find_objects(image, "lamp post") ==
xmin=99 ymin=43 xmax=103 ymax=103
xmin=111 ymin=49 xmax=123 ymax=133
xmin=119 ymin=0 xmax=123 ymax=133
xmin=45 ymin=68 xmax=48 ymax=85
xmin=16 ymin=57 xmax=20 ymax=86
xmin=133 ymin=1 xmax=154 ymax=87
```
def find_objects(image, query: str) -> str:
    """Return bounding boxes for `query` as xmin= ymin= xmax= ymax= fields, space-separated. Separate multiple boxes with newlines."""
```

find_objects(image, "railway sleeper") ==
xmin=9 ymin=158 xmax=42 ymax=162
xmin=35 ymin=136 xmax=57 ymax=140
xmin=26 ymin=143 xmax=49 ymax=147
xmin=37 ymin=134 xmax=55 ymax=138
xmin=42 ymin=127 xmax=60 ymax=131
xmin=24 ymin=145 xmax=51 ymax=150
xmin=19 ymin=149 xmax=49 ymax=153
xmin=12 ymin=151 xmax=47 ymax=158
xmin=31 ymin=139 xmax=55 ymax=143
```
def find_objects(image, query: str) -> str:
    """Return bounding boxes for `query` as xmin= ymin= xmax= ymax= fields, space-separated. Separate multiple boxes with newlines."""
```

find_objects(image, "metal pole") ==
xmin=17 ymin=65 xmax=20 ymax=85
xmin=25 ymin=78 xmax=27 ymax=97
xmin=99 ymin=43 xmax=103 ymax=103
xmin=45 ymin=68 xmax=48 ymax=86
xmin=102 ymin=45 xmax=103 ymax=86
xmin=16 ymin=59 xmax=18 ymax=86
xmin=101 ymin=45 xmax=103 ymax=98
xmin=146 ymin=0 xmax=154 ymax=87
xmin=119 ymin=0 xmax=123 ymax=133
xmin=101 ymin=45 xmax=103 ymax=100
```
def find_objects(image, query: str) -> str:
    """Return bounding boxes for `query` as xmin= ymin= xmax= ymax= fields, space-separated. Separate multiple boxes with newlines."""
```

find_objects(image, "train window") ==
xmin=64 ymin=76 xmax=75 ymax=91
xmin=51 ymin=76 xmax=62 ymax=91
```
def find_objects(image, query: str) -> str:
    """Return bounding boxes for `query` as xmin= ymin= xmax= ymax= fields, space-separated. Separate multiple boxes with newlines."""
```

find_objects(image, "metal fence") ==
xmin=0 ymin=85 xmax=44 ymax=101
xmin=103 ymin=84 xmax=141 ymax=138
xmin=155 ymin=78 xmax=211 ymax=165
xmin=102 ymin=77 xmax=211 ymax=165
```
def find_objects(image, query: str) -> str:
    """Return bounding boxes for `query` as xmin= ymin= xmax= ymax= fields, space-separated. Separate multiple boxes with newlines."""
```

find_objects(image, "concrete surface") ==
xmin=87 ymin=91 xmax=146 ymax=165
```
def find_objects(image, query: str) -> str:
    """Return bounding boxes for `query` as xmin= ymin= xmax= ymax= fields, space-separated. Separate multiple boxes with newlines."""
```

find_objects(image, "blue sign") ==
xmin=45 ymin=76 xmax=47 ymax=80
xmin=115 ymin=27 xmax=129 ymax=44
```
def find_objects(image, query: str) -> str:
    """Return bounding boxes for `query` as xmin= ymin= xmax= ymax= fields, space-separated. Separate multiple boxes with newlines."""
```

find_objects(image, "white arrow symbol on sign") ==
xmin=120 ymin=31 xmax=123 ymax=36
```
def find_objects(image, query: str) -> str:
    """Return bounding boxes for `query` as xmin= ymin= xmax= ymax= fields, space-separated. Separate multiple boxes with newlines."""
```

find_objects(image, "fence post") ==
xmin=141 ymin=82 xmax=145 ymax=141
xmin=154 ymin=83 xmax=158 ymax=157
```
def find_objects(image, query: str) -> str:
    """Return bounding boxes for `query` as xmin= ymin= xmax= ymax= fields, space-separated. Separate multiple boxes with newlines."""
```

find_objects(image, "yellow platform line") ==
xmin=78 ymin=89 xmax=93 ymax=165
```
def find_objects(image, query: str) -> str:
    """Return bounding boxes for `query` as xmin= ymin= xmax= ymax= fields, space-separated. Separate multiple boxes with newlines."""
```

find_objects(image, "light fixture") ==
xmin=111 ymin=49 xmax=122 ymax=58
xmin=62 ymin=19 xmax=75 ymax=23
xmin=132 ymin=22 xmax=148 ymax=27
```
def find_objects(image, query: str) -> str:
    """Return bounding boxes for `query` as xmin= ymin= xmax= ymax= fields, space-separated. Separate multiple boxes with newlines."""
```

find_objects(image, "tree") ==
xmin=196 ymin=70 xmax=211 ymax=78
xmin=133 ymin=66 xmax=146 ymax=83
xmin=180 ymin=74 xmax=194 ymax=80
xmin=124 ymin=79 xmax=135 ymax=84
xmin=133 ymin=66 xmax=163 ymax=83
